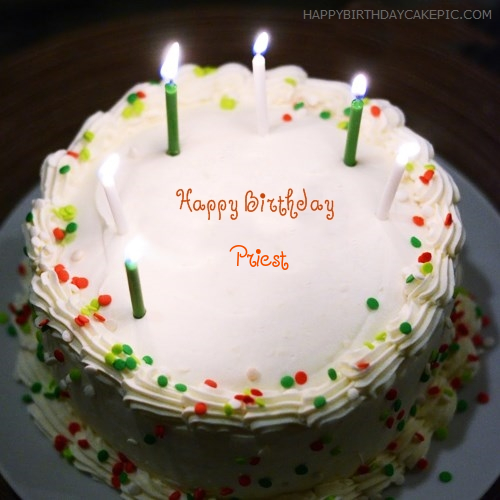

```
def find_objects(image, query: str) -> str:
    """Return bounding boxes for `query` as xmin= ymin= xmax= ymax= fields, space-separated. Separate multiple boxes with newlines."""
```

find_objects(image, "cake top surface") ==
xmin=25 ymin=63 xmax=463 ymax=427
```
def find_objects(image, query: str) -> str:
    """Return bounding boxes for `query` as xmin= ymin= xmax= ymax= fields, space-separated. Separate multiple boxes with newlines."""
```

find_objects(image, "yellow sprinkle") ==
xmin=220 ymin=95 xmax=237 ymax=110
xmin=405 ymin=162 xmax=415 ymax=172
xmin=80 ymin=147 xmax=91 ymax=162
xmin=424 ymin=163 xmax=436 ymax=170
xmin=132 ymin=99 xmax=145 ymax=115
xmin=122 ymin=106 xmax=133 ymax=119
xmin=337 ymin=120 xmax=349 ymax=130
xmin=364 ymin=341 xmax=375 ymax=350
xmin=421 ymin=262 xmax=433 ymax=275
xmin=375 ymin=332 xmax=387 ymax=341
xmin=284 ymin=77 xmax=297 ymax=86
xmin=105 ymin=353 xmax=116 ymax=365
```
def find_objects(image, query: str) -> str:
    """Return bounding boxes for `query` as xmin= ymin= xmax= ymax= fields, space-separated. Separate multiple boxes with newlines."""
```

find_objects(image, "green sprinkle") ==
xmin=122 ymin=344 xmax=133 ymax=355
xmin=7 ymin=324 xmax=17 ymax=337
xmin=393 ymin=399 xmax=402 ymax=412
xmin=59 ymin=165 xmax=71 ymax=174
xmin=83 ymin=130 xmax=95 ymax=142
xmin=319 ymin=110 xmax=331 ymax=119
xmin=421 ymin=262 xmax=433 ymax=274
xmin=105 ymin=353 xmax=116 ymax=365
xmin=111 ymin=344 xmax=123 ymax=355
xmin=258 ymin=477 xmax=273 ymax=488
xmin=280 ymin=375 xmax=295 ymax=389
xmin=366 ymin=297 xmax=379 ymax=310
xmin=456 ymin=399 xmax=468 ymax=413
xmin=22 ymin=393 xmax=33 ymax=404
xmin=25 ymin=212 xmax=34 ymax=223
xmin=69 ymin=368 xmax=81 ymax=382
xmin=434 ymin=427 xmax=448 ymax=440
xmin=293 ymin=101 xmax=304 ymax=110
xmin=343 ymin=107 xmax=351 ymax=117
xmin=125 ymin=356 xmax=137 ymax=370
xmin=284 ymin=77 xmax=297 ymax=86
xmin=439 ymin=470 xmax=453 ymax=483
xmin=295 ymin=464 xmax=308 ymax=475
xmin=383 ymin=463 xmax=395 ymax=477
xmin=113 ymin=358 xmax=126 ymax=371
xmin=144 ymin=434 xmax=156 ymax=445
xmin=461 ymin=368 xmax=473 ymax=382
xmin=327 ymin=368 xmax=338 ymax=381
xmin=65 ymin=222 xmax=78 ymax=234
xmin=220 ymin=95 xmax=237 ymax=110
xmin=235 ymin=457 xmax=246 ymax=465
xmin=127 ymin=93 xmax=138 ymax=104
xmin=31 ymin=382 xmax=42 ymax=393
xmin=406 ymin=274 xmax=415 ymax=283
xmin=399 ymin=322 xmax=412 ymax=335
xmin=224 ymin=403 xmax=233 ymax=416
xmin=420 ymin=371 xmax=430 ymax=383
xmin=36 ymin=343 xmax=45 ymax=362
xmin=97 ymin=449 xmax=109 ymax=462
xmin=396 ymin=420 xmax=406 ymax=432
xmin=143 ymin=355 xmax=153 ymax=365
xmin=175 ymin=383 xmax=187 ymax=392
xmin=157 ymin=375 xmax=168 ymax=388
xmin=475 ymin=305 xmax=483 ymax=318
xmin=410 ymin=404 xmax=418 ymax=417
xmin=330 ymin=445 xmax=341 ymax=456
xmin=80 ymin=147 xmax=91 ymax=162
xmin=410 ymin=236 xmax=422 ymax=248
xmin=314 ymin=395 xmax=327 ymax=409
xmin=0 ymin=312 xmax=8 ymax=324
xmin=119 ymin=471 xmax=129 ymax=484
xmin=62 ymin=448 xmax=74 ymax=461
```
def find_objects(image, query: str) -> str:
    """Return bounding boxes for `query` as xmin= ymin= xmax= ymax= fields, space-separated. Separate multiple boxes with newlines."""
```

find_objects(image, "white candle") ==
xmin=376 ymin=142 xmax=420 ymax=220
xmin=98 ymin=153 xmax=128 ymax=234
xmin=252 ymin=31 xmax=269 ymax=135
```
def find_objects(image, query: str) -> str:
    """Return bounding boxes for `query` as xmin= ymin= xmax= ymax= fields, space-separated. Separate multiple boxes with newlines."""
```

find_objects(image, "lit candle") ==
xmin=124 ymin=238 xmax=146 ymax=319
xmin=343 ymin=73 xmax=368 ymax=167
xmin=376 ymin=142 xmax=420 ymax=220
xmin=98 ymin=153 xmax=128 ymax=234
xmin=160 ymin=42 xmax=180 ymax=156
xmin=252 ymin=31 xmax=269 ymax=135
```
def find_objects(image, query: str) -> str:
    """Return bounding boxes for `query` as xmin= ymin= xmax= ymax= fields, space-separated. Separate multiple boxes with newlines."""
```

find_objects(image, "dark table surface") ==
xmin=0 ymin=1 xmax=498 ymax=499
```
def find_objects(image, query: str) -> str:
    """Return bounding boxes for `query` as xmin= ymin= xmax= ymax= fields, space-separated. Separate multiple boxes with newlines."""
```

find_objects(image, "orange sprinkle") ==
xmin=53 ymin=227 xmax=65 ymax=241
xmin=412 ymin=216 xmax=425 ymax=226
xmin=67 ymin=150 xmax=79 ymax=159
xmin=282 ymin=113 xmax=292 ymax=122
xmin=137 ymin=90 xmax=147 ymax=99
xmin=93 ymin=313 xmax=106 ymax=322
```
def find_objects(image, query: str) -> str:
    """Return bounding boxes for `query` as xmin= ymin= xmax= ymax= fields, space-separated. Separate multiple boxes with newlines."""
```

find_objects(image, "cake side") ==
xmin=17 ymin=64 xmax=467 ymax=498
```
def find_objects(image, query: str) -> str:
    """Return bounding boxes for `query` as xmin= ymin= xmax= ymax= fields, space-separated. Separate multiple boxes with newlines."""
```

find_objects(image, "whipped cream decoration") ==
xmin=20 ymin=63 xmax=466 ymax=499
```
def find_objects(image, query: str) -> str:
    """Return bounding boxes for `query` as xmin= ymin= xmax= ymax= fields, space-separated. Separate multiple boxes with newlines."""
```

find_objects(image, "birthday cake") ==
xmin=10 ymin=63 xmax=487 ymax=499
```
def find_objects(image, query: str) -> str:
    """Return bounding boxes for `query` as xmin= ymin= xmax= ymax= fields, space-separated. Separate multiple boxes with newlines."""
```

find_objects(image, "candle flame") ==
xmin=98 ymin=153 xmax=120 ymax=187
xmin=396 ymin=142 xmax=420 ymax=165
xmin=125 ymin=237 xmax=147 ymax=265
xmin=351 ymin=73 xmax=367 ymax=99
xmin=160 ymin=42 xmax=180 ymax=82
xmin=253 ymin=32 xmax=269 ymax=55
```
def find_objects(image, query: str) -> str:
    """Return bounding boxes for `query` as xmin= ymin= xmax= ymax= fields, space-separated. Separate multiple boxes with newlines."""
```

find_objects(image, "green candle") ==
xmin=160 ymin=42 xmax=180 ymax=156
xmin=125 ymin=258 xmax=146 ymax=319
xmin=165 ymin=81 xmax=180 ymax=156
xmin=343 ymin=73 xmax=367 ymax=167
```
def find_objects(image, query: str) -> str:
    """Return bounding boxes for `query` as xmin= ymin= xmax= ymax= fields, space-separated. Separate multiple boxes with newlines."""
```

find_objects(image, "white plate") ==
xmin=0 ymin=161 xmax=499 ymax=500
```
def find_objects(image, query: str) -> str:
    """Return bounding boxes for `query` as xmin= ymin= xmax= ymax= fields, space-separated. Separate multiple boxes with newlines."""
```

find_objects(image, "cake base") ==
xmin=12 ymin=289 xmax=484 ymax=500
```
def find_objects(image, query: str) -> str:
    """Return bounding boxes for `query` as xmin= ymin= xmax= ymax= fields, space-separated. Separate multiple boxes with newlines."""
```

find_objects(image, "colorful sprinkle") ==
xmin=313 ymin=395 xmax=327 ymax=409
xmin=412 ymin=215 xmax=425 ymax=226
xmin=327 ymin=368 xmax=338 ymax=381
xmin=83 ymin=130 xmax=95 ymax=142
xmin=175 ymin=383 xmax=187 ymax=392
xmin=53 ymin=227 xmax=65 ymax=241
xmin=59 ymin=165 xmax=71 ymax=174
xmin=143 ymin=355 xmax=153 ymax=365
xmin=385 ymin=388 xmax=398 ymax=401
xmin=439 ymin=471 xmax=453 ymax=483
xmin=157 ymin=375 xmax=168 ymax=388
xmin=71 ymin=277 xmax=89 ymax=289
xmin=418 ymin=252 xmax=432 ymax=263
xmin=295 ymin=464 xmax=308 ymax=475
xmin=97 ymin=449 xmax=109 ymax=462
xmin=434 ymin=427 xmax=448 ymax=440
xmin=399 ymin=322 xmax=412 ymax=334
xmin=370 ymin=105 xmax=381 ymax=117
xmin=204 ymin=379 xmax=218 ymax=388
xmin=293 ymin=101 xmax=304 ymax=110
xmin=258 ymin=477 xmax=273 ymax=488
xmin=444 ymin=212 xmax=453 ymax=226
xmin=383 ymin=463 xmax=395 ymax=476
xmin=366 ymin=297 xmax=379 ymax=310
xmin=220 ymin=95 xmax=237 ymax=110
xmin=284 ymin=77 xmax=297 ymax=86
xmin=295 ymin=371 xmax=308 ymax=385
xmin=280 ymin=375 xmax=295 ymax=389
xmin=421 ymin=262 xmax=433 ymax=274
xmin=476 ymin=391 xmax=490 ymax=404
xmin=410 ymin=236 xmax=422 ymax=248
xmin=282 ymin=113 xmax=292 ymax=122
xmin=98 ymin=294 xmax=112 ymax=306
xmin=319 ymin=110 xmax=331 ymax=119
xmin=194 ymin=402 xmax=208 ymax=415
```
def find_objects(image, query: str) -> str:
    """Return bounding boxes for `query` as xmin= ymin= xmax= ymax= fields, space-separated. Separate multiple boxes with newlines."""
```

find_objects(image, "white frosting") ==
xmin=21 ymin=63 xmax=465 ymax=498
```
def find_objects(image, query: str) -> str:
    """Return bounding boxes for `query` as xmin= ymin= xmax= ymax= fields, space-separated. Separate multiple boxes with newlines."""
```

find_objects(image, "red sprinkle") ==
xmin=385 ymin=388 xmax=398 ymax=401
xmin=18 ymin=263 xmax=27 ymax=276
xmin=194 ymin=402 xmax=208 ymax=415
xmin=204 ymin=379 xmax=218 ymax=388
xmin=111 ymin=475 xmax=121 ymax=489
xmin=418 ymin=252 xmax=432 ymax=263
xmin=77 ymin=439 xmax=90 ymax=449
xmin=193 ymin=488 xmax=206 ymax=500
xmin=412 ymin=215 xmax=425 ymax=226
xmin=450 ymin=377 xmax=462 ymax=390
xmin=238 ymin=474 xmax=252 ymax=487
xmin=385 ymin=416 xmax=395 ymax=429
xmin=98 ymin=294 xmax=112 ymax=306
xmin=416 ymin=457 xmax=429 ymax=470
xmin=54 ymin=349 xmax=65 ymax=362
xmin=68 ymin=422 xmax=81 ymax=435
xmin=472 ymin=334 xmax=484 ymax=347
xmin=124 ymin=461 xmax=137 ymax=473
xmin=477 ymin=392 xmax=490 ymax=404
xmin=386 ymin=441 xmax=398 ymax=451
xmin=220 ymin=487 xmax=234 ymax=496
xmin=67 ymin=150 xmax=79 ymax=159
xmin=112 ymin=462 xmax=124 ymax=475
xmin=154 ymin=425 xmax=166 ymax=438
xmin=370 ymin=105 xmax=381 ymax=117
xmin=249 ymin=456 xmax=260 ymax=466
xmin=55 ymin=264 xmax=70 ymax=283
xmin=444 ymin=212 xmax=453 ymax=227
xmin=357 ymin=464 xmax=371 ymax=475
xmin=397 ymin=409 xmax=405 ymax=420
xmin=53 ymin=227 xmax=66 ymax=241
xmin=467 ymin=354 xmax=479 ymax=362
xmin=413 ymin=432 xmax=425 ymax=443
xmin=310 ymin=440 xmax=324 ymax=451
xmin=427 ymin=385 xmax=441 ymax=396
xmin=295 ymin=371 xmax=308 ymax=385
xmin=356 ymin=361 xmax=370 ymax=370
xmin=169 ymin=492 xmax=182 ymax=500
xmin=282 ymin=113 xmax=292 ymax=122
xmin=482 ymin=316 xmax=491 ymax=328
xmin=75 ymin=314 xmax=90 ymax=327
xmin=234 ymin=394 xmax=255 ymax=405
xmin=54 ymin=434 xmax=69 ymax=452
xmin=93 ymin=313 xmax=106 ymax=322
xmin=71 ymin=277 xmax=89 ymax=289
xmin=136 ymin=90 xmax=147 ymax=99
xmin=456 ymin=323 xmax=470 ymax=337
